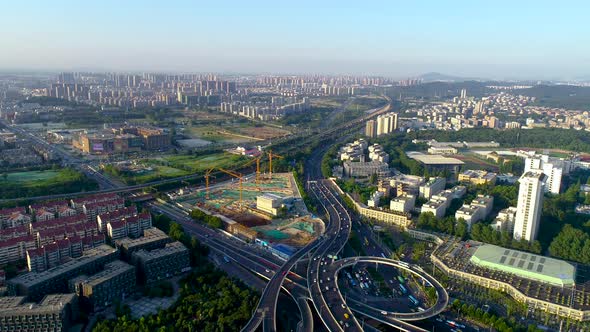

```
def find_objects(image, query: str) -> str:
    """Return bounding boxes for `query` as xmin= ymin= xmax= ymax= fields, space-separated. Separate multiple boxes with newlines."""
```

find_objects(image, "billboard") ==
xmin=92 ymin=143 xmax=104 ymax=151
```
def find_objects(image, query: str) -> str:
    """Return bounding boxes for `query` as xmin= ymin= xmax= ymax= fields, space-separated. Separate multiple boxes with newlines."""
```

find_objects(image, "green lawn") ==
xmin=0 ymin=169 xmax=97 ymax=199
xmin=3 ymin=170 xmax=62 ymax=184
xmin=110 ymin=153 xmax=249 ymax=185
xmin=162 ymin=153 xmax=248 ymax=172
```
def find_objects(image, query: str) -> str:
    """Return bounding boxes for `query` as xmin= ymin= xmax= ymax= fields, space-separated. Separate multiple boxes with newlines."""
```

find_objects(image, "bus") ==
xmin=397 ymin=275 xmax=405 ymax=284
xmin=399 ymin=284 xmax=407 ymax=294
xmin=408 ymin=295 xmax=419 ymax=306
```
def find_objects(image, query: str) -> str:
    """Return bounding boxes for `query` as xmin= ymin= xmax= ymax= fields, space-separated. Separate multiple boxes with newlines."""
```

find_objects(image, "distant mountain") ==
xmin=417 ymin=72 xmax=483 ymax=82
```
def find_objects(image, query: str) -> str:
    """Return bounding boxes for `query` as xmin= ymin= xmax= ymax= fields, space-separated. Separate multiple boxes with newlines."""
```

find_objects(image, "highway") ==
xmin=330 ymin=257 xmax=449 ymax=321
xmin=147 ymin=200 xmax=316 ymax=332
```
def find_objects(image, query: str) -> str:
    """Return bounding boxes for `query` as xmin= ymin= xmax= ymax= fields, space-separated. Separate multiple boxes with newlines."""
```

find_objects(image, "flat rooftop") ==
xmin=407 ymin=152 xmax=464 ymax=165
xmin=470 ymin=244 xmax=576 ymax=287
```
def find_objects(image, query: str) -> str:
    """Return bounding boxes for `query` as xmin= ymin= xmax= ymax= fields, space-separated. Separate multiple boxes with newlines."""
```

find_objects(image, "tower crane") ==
xmin=266 ymin=150 xmax=284 ymax=181
xmin=218 ymin=168 xmax=244 ymax=208
xmin=204 ymin=168 xmax=215 ymax=200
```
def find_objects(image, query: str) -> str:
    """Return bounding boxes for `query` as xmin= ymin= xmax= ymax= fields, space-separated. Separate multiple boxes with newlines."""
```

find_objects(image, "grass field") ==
xmin=0 ymin=169 xmax=97 ymax=199
xmin=162 ymin=153 xmax=248 ymax=172
xmin=183 ymin=122 xmax=291 ymax=143
xmin=345 ymin=96 xmax=387 ymax=112
xmin=3 ymin=170 xmax=62 ymax=184
xmin=110 ymin=152 xmax=249 ymax=185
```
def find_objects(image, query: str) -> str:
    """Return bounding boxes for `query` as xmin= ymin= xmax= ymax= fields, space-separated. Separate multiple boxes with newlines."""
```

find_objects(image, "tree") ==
xmin=455 ymin=219 xmax=468 ymax=239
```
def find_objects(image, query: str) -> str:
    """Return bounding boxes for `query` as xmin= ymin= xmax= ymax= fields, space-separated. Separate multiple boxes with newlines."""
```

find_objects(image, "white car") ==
xmin=381 ymin=311 xmax=387 ymax=315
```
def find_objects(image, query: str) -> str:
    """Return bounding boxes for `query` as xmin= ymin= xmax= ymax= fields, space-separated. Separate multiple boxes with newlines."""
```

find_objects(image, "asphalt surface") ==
xmin=330 ymin=257 xmax=449 ymax=321
xmin=307 ymin=180 xmax=363 ymax=332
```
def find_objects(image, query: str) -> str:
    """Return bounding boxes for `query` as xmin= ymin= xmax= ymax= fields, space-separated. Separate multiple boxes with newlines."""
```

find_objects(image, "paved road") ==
xmin=307 ymin=180 xmax=363 ymax=332
xmin=2 ymin=120 xmax=120 ymax=189
xmin=330 ymin=257 xmax=449 ymax=321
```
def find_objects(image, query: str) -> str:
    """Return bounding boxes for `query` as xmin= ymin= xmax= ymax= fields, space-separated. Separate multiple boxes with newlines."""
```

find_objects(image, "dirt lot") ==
xmin=236 ymin=125 xmax=291 ymax=140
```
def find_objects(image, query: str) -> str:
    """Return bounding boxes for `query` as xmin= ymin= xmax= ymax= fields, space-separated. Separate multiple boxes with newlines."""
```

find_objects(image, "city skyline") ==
xmin=1 ymin=0 xmax=589 ymax=80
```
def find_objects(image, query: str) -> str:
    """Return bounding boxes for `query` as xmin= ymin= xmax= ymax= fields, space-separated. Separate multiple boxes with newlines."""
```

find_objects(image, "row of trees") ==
xmin=470 ymin=223 xmax=542 ymax=254
xmin=548 ymin=224 xmax=590 ymax=264
xmin=449 ymin=299 xmax=543 ymax=332
xmin=410 ymin=127 xmax=590 ymax=154
xmin=189 ymin=209 xmax=223 ymax=229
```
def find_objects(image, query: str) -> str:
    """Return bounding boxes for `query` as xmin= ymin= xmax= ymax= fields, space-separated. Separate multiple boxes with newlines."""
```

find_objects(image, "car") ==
xmin=327 ymin=277 xmax=331 ymax=281
xmin=265 ymin=269 xmax=270 ymax=273
xmin=325 ymin=286 xmax=329 ymax=291
xmin=345 ymin=323 xmax=350 ymax=328
xmin=313 ymin=278 xmax=317 ymax=283
xmin=381 ymin=311 xmax=387 ymax=315
xmin=341 ymin=303 xmax=346 ymax=309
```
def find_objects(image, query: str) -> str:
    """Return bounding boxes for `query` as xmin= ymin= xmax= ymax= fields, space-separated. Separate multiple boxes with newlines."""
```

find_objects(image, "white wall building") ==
xmin=419 ymin=177 xmax=446 ymax=200
xmin=390 ymin=194 xmax=415 ymax=213
xmin=494 ymin=207 xmax=518 ymax=233
xmin=524 ymin=155 xmax=563 ymax=194
xmin=513 ymin=171 xmax=546 ymax=242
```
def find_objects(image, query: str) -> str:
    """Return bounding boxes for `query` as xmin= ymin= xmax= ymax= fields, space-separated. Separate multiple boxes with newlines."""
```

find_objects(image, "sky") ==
xmin=1 ymin=0 xmax=589 ymax=80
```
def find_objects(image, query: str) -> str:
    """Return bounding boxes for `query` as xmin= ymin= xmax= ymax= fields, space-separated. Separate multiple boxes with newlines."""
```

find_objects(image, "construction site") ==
xmin=175 ymin=167 xmax=323 ymax=248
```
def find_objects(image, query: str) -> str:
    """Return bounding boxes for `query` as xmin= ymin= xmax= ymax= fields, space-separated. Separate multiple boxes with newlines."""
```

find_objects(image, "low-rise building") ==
xmin=7 ymin=245 xmax=118 ymax=301
xmin=421 ymin=199 xmax=447 ymax=219
xmin=427 ymin=146 xmax=458 ymax=155
xmin=455 ymin=195 xmax=494 ymax=230
xmin=132 ymin=241 xmax=190 ymax=284
xmin=114 ymin=227 xmax=171 ymax=260
xmin=367 ymin=191 xmax=384 ymax=208
xmin=226 ymin=222 xmax=258 ymax=242
xmin=343 ymin=160 xmax=389 ymax=178
xmin=419 ymin=177 xmax=446 ymax=199
xmin=256 ymin=193 xmax=283 ymax=216
xmin=493 ymin=207 xmax=518 ymax=233
xmin=458 ymin=169 xmax=497 ymax=185
xmin=389 ymin=194 xmax=415 ymax=213
xmin=0 ymin=235 xmax=36 ymax=266
xmin=73 ymin=260 xmax=136 ymax=309
xmin=0 ymin=294 xmax=78 ymax=332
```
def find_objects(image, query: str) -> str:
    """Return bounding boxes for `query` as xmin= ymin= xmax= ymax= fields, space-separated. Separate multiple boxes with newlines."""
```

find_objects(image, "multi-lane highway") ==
xmin=330 ymin=257 xmax=449 ymax=321
xmin=307 ymin=180 xmax=363 ymax=331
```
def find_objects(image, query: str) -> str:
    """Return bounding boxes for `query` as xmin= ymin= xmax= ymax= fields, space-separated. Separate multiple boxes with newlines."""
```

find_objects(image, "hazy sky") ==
xmin=1 ymin=0 xmax=589 ymax=79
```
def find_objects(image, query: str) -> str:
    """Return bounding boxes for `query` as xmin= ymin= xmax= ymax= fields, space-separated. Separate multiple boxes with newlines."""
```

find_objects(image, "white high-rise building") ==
xmin=460 ymin=89 xmax=467 ymax=99
xmin=524 ymin=156 xmax=562 ymax=194
xmin=375 ymin=113 xmax=398 ymax=136
xmin=513 ymin=171 xmax=546 ymax=242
